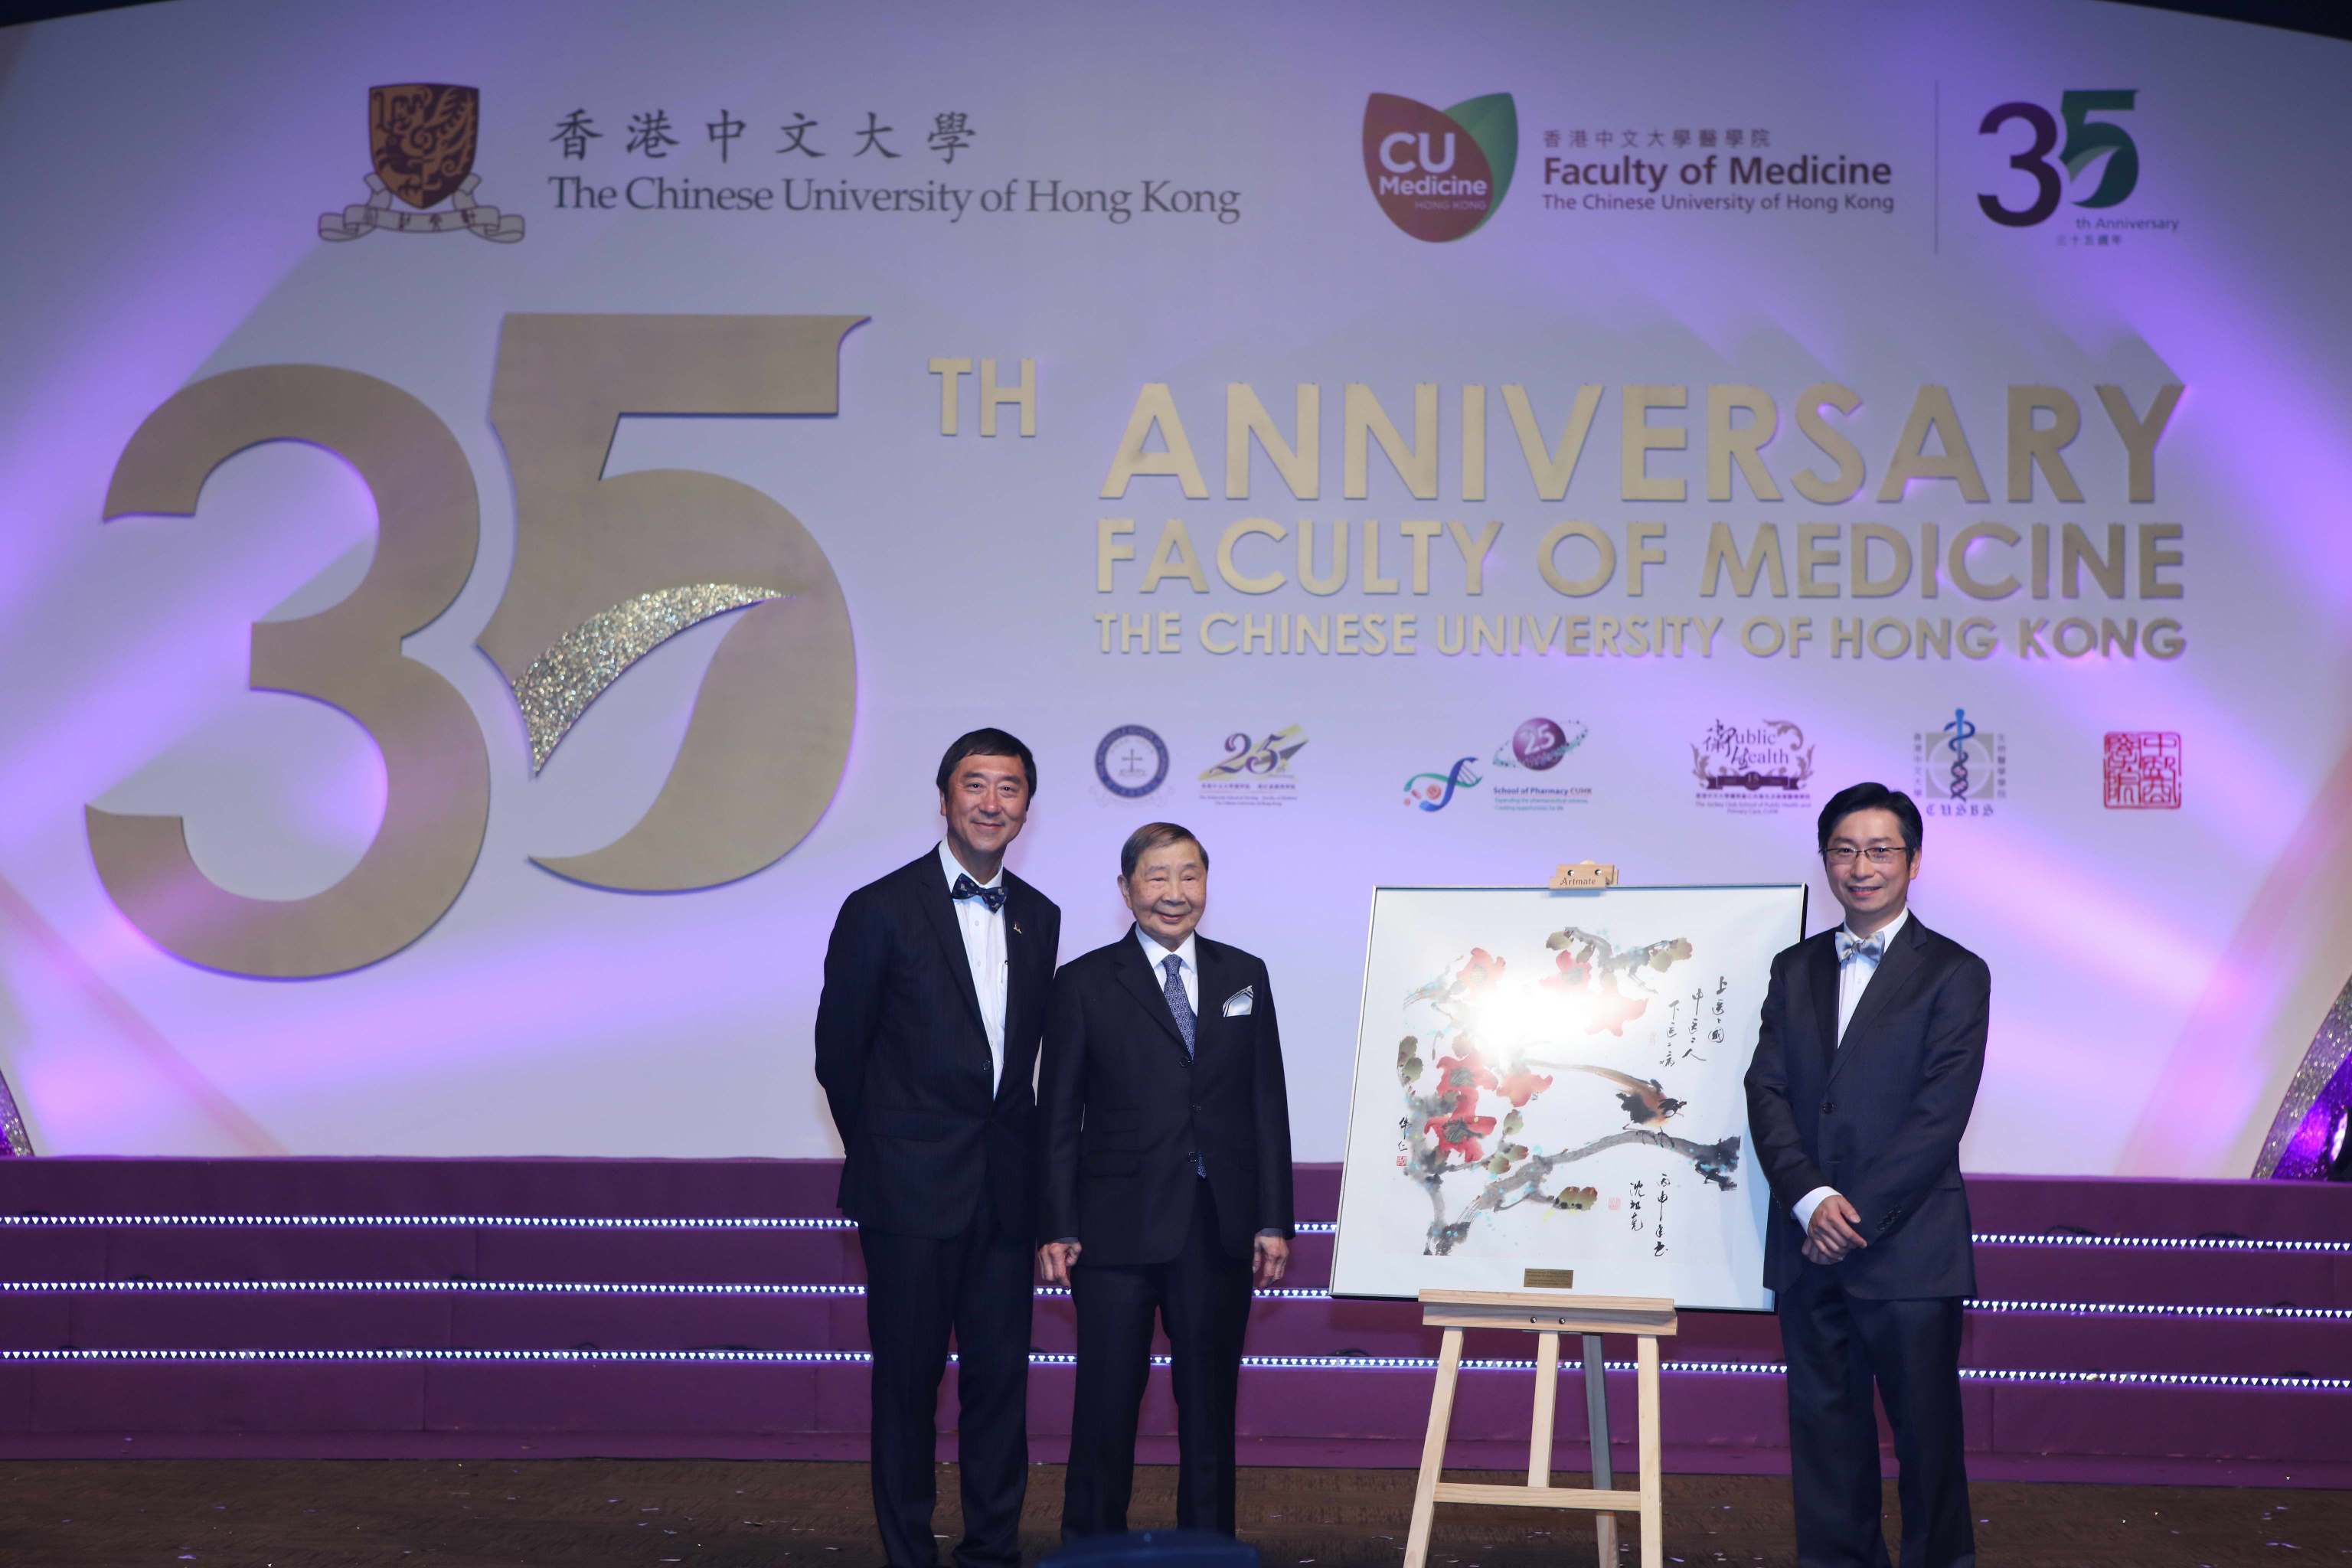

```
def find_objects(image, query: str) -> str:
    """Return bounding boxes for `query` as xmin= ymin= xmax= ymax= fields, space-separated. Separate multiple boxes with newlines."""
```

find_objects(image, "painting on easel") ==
xmin=1331 ymin=884 xmax=1806 ymax=1310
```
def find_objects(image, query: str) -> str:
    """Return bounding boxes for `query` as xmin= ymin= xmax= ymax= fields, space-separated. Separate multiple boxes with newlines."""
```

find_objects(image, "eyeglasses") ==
xmin=1822 ymin=845 xmax=1909 ymax=867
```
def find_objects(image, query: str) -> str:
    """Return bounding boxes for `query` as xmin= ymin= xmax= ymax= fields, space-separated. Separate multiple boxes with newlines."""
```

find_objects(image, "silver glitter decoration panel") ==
xmin=2251 ymin=970 xmax=2352 ymax=1178
xmin=512 ymin=584 xmax=785 ymax=772
xmin=0 ymin=1062 xmax=31 ymax=1156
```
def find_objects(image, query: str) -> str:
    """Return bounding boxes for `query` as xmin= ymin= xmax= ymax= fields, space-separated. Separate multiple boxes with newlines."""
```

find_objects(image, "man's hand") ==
xmin=1253 ymin=1234 xmax=1290 ymax=1289
xmin=1037 ymin=1241 xmax=1081 ymax=1285
xmin=1803 ymin=1193 xmax=1868 ymax=1265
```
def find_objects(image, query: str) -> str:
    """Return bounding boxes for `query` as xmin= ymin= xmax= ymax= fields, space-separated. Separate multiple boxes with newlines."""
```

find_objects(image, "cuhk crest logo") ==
xmin=1363 ymin=93 xmax=1517 ymax=242
xmin=320 ymin=84 xmax=524 ymax=243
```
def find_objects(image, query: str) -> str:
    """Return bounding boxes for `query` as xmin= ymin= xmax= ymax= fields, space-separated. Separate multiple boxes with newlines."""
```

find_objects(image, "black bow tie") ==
xmin=952 ymin=873 xmax=1006 ymax=913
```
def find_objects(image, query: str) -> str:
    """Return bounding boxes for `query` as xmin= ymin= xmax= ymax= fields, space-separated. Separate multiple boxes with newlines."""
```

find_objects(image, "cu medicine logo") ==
xmin=1362 ymin=92 xmax=1518 ymax=242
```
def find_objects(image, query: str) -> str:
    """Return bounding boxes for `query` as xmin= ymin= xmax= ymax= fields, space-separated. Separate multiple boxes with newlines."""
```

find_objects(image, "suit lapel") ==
xmin=998 ymin=877 xmax=1046 ymax=1096
xmin=1828 ymin=914 xmax=1929 ymax=1086
xmin=1807 ymin=931 xmax=1841 ymax=1071
xmin=1192 ymin=940 xmax=1230 ymax=1064
xmin=1113 ymin=927 xmax=1190 ymax=1056
xmin=911 ymin=856 xmax=990 ymax=1063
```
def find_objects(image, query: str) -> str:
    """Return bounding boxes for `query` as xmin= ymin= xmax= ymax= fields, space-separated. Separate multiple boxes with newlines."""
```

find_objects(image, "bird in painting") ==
xmin=1559 ymin=1064 xmax=1687 ymax=1129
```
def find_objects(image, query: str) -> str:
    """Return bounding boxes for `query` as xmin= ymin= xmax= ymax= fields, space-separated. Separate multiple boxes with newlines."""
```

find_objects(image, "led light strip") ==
xmin=1962 ymin=1298 xmax=2352 ymax=1320
xmin=2 ymin=1280 xmax=2345 ymax=1321
xmin=1968 ymin=1231 xmax=2352 ymax=1253
xmin=0 ymin=1215 xmax=858 ymax=1230
xmin=0 ymin=1346 xmax=2342 ymax=1390
xmin=4 ymin=1214 xmax=2344 ymax=1253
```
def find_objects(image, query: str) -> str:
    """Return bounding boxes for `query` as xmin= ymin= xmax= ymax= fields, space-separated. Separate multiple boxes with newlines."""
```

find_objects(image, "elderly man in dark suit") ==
xmin=1037 ymin=822 xmax=1295 ymax=1540
xmin=815 ymin=728 xmax=1062 ymax=1568
xmin=1745 ymin=782 xmax=1991 ymax=1568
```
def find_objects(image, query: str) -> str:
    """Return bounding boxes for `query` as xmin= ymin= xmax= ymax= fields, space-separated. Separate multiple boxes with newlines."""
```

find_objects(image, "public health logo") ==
xmin=1692 ymin=720 xmax=1815 ymax=815
xmin=1363 ymin=92 xmax=1518 ymax=242
xmin=320 ymin=84 xmax=524 ymax=243
xmin=1403 ymin=756 xmax=1482 ymax=811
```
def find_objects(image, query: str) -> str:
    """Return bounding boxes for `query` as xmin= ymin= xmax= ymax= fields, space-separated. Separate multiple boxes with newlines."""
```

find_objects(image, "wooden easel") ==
xmin=1400 ymin=1289 xmax=1677 ymax=1568
xmin=1400 ymin=863 xmax=1669 ymax=1565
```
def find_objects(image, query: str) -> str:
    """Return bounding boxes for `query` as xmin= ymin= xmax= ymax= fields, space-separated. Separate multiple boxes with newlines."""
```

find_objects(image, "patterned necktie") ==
xmin=1161 ymin=953 xmax=1197 ymax=1062
xmin=951 ymin=873 xmax=1005 ymax=913
xmin=1836 ymin=929 xmax=1886 ymax=969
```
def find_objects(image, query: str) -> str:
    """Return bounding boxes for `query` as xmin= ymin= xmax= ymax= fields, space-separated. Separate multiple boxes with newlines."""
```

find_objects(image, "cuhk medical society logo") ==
xmin=1363 ymin=92 xmax=1518 ymax=242
xmin=1912 ymin=707 xmax=2006 ymax=817
xmin=1095 ymin=724 xmax=1169 ymax=800
xmin=321 ymin=84 xmax=524 ymax=243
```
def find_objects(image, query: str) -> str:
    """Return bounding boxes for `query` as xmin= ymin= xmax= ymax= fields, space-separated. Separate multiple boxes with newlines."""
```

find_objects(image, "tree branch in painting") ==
xmin=1395 ymin=929 xmax=1744 ymax=1257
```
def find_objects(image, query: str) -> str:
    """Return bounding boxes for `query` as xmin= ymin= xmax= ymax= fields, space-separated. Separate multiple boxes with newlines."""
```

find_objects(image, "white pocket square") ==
xmin=1221 ymin=986 xmax=1254 ymax=1018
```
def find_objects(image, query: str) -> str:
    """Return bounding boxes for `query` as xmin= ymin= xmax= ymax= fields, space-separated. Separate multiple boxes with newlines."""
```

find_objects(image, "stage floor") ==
xmin=0 ymin=1459 xmax=2341 ymax=1566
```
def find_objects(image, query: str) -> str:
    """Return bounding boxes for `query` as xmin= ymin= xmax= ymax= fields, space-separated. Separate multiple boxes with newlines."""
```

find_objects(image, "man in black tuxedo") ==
xmin=815 ymin=729 xmax=1061 ymax=1567
xmin=1744 ymin=782 xmax=1990 ymax=1568
xmin=1037 ymin=822 xmax=1295 ymax=1540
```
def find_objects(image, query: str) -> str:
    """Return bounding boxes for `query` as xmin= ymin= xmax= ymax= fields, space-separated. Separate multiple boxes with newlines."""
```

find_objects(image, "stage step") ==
xmin=2 ymin=1158 xmax=2345 ymax=1478
xmin=5 ymin=1358 xmax=2342 ymax=1473
xmin=7 ymin=1285 xmax=2347 ymax=1379
xmin=8 ymin=1225 xmax=2347 ymax=1310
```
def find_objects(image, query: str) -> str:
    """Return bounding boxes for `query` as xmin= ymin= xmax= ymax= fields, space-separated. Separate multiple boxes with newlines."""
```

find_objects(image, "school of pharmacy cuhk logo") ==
xmin=1363 ymin=92 xmax=1518 ymax=241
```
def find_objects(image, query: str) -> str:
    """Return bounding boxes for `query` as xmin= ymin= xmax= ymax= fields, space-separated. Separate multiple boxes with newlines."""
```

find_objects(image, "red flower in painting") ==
xmin=1495 ymin=1063 xmax=1553 ymax=1107
xmin=1460 ymin=948 xmax=1506 ymax=991
xmin=1426 ymin=1110 xmax=1498 ymax=1164
xmin=1588 ymin=976 xmax=1650 ymax=1036
xmin=1433 ymin=1050 xmax=1497 ymax=1119
xmin=1540 ymin=949 xmax=1591 ymax=991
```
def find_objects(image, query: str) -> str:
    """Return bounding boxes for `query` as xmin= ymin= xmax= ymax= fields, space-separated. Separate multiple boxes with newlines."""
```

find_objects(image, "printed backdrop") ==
xmin=1 ymin=1 xmax=2347 ymax=1179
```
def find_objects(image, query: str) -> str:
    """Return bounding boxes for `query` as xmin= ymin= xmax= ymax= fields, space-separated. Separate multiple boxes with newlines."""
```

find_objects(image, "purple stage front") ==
xmin=2 ymin=1158 xmax=2344 ymax=1486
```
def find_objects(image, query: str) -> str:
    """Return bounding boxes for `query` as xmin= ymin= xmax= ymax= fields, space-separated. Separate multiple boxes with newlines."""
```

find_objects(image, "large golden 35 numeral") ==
xmin=483 ymin=315 xmax=859 ymax=892
xmin=95 ymin=316 xmax=861 ymax=978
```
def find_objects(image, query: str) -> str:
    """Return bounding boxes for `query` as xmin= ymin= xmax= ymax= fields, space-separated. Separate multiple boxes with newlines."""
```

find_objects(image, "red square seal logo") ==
xmin=2103 ymin=731 xmax=2182 ymax=809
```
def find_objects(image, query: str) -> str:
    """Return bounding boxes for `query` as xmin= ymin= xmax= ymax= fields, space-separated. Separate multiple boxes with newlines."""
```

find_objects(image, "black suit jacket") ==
xmin=1038 ymin=929 xmax=1295 ymax=1266
xmin=1743 ymin=913 xmax=1990 ymax=1299
xmin=815 ymin=851 xmax=1061 ymax=1239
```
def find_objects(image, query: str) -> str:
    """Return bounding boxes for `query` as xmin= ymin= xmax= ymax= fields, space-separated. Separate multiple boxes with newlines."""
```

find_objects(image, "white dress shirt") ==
xmin=1135 ymin=926 xmax=1199 ymax=1016
xmin=1794 ymin=907 xmax=1911 ymax=1233
xmin=938 ymin=841 xmax=1009 ymax=1093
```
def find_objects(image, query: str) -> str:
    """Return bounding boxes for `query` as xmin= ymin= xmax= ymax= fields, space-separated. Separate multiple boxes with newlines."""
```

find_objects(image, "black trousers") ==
xmin=1063 ymin=1178 xmax=1254 ymax=1539
xmin=860 ymin=1205 xmax=1033 ymax=1568
xmin=1777 ymin=1264 xmax=1974 ymax=1568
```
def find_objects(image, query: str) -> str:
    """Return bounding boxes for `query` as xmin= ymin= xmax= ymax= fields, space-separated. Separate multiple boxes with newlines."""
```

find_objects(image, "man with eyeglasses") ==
xmin=1745 ymin=782 xmax=1990 ymax=1568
